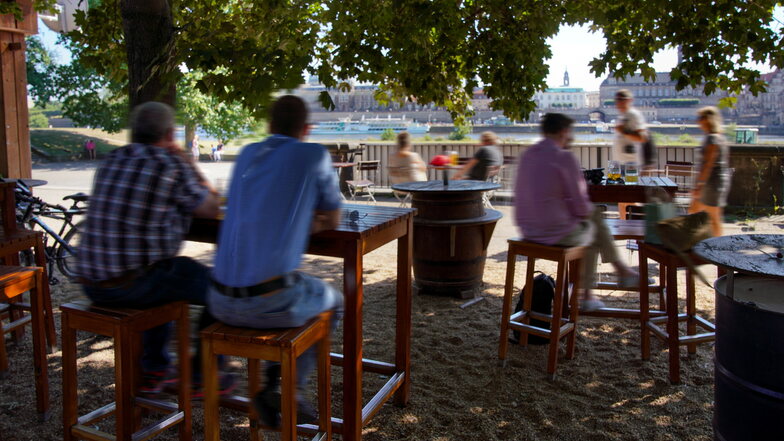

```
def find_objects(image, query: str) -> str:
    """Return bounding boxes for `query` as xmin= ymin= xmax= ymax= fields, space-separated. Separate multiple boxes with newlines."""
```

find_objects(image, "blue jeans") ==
xmin=83 ymin=256 xmax=218 ymax=375
xmin=207 ymin=272 xmax=343 ymax=387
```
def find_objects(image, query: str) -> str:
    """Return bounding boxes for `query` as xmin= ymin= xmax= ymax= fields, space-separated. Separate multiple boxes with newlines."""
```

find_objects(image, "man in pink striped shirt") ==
xmin=515 ymin=113 xmax=639 ymax=311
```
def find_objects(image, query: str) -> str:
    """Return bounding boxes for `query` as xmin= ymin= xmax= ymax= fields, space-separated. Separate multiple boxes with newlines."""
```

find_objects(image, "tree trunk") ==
xmin=121 ymin=0 xmax=176 ymax=108
xmin=185 ymin=123 xmax=195 ymax=149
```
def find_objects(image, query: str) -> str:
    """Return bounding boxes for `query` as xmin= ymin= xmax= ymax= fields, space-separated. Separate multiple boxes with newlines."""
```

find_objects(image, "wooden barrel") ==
xmin=393 ymin=180 xmax=501 ymax=298
xmin=713 ymin=274 xmax=784 ymax=441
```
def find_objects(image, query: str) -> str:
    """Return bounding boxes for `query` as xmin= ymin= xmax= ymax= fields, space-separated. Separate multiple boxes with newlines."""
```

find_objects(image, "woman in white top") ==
xmin=388 ymin=131 xmax=426 ymax=184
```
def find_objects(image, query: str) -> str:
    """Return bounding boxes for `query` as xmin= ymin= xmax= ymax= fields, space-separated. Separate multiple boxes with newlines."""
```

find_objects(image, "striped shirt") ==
xmin=75 ymin=143 xmax=208 ymax=281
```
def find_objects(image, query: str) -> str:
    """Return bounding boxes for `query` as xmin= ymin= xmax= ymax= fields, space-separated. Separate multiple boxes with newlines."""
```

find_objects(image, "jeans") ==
xmin=207 ymin=272 xmax=343 ymax=388
xmin=83 ymin=256 xmax=218 ymax=375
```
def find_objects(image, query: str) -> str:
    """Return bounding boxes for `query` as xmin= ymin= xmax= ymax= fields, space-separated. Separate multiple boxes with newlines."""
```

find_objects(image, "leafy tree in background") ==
xmin=379 ymin=128 xmax=396 ymax=141
xmin=60 ymin=0 xmax=784 ymax=123
xmin=25 ymin=35 xmax=257 ymax=145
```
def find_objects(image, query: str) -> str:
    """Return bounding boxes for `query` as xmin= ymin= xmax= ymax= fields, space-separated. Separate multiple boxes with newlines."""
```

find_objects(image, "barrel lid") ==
xmin=716 ymin=275 xmax=784 ymax=314
xmin=392 ymin=180 xmax=500 ymax=193
xmin=695 ymin=235 xmax=784 ymax=279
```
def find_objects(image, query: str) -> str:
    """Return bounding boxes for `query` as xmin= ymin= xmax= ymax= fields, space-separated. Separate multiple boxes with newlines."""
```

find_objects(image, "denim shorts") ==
xmin=207 ymin=272 xmax=343 ymax=329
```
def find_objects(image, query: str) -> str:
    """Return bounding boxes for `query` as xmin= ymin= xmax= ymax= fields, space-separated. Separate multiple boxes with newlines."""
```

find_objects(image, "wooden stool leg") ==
xmin=498 ymin=249 xmax=517 ymax=363
xmin=639 ymin=247 xmax=651 ymax=361
xmin=115 ymin=325 xmax=134 ymax=441
xmin=0 ymin=315 xmax=7 ymax=378
xmin=317 ymin=328 xmax=332 ymax=441
xmin=520 ymin=257 xmax=536 ymax=347
xmin=666 ymin=263 xmax=681 ymax=384
xmin=280 ymin=352 xmax=297 ymax=441
xmin=176 ymin=306 xmax=191 ymax=441
xmin=62 ymin=312 xmax=77 ymax=441
xmin=565 ymin=260 xmax=581 ymax=360
xmin=29 ymin=274 xmax=49 ymax=421
xmin=685 ymin=268 xmax=697 ymax=355
xmin=202 ymin=337 xmax=220 ymax=441
xmin=248 ymin=358 xmax=261 ymax=441
xmin=547 ymin=260 xmax=566 ymax=380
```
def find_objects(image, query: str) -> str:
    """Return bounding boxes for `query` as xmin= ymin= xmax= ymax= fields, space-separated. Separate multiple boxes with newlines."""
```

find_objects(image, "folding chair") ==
xmin=346 ymin=160 xmax=380 ymax=203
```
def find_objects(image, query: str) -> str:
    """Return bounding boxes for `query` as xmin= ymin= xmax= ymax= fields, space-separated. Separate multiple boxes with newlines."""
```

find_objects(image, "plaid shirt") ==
xmin=75 ymin=143 xmax=209 ymax=281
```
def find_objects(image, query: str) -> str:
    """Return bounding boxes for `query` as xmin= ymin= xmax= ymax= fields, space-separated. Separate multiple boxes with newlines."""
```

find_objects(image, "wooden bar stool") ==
xmin=201 ymin=312 xmax=332 ymax=441
xmin=0 ymin=265 xmax=47 ymax=420
xmin=60 ymin=300 xmax=191 ymax=441
xmin=498 ymin=239 xmax=586 ymax=380
xmin=581 ymin=219 xmax=666 ymax=320
xmin=639 ymin=242 xmax=716 ymax=384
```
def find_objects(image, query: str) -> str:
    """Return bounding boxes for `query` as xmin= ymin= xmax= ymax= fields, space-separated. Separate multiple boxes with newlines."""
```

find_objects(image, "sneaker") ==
xmin=191 ymin=371 xmax=237 ymax=400
xmin=579 ymin=298 xmax=606 ymax=312
xmin=139 ymin=367 xmax=178 ymax=396
xmin=252 ymin=388 xmax=319 ymax=429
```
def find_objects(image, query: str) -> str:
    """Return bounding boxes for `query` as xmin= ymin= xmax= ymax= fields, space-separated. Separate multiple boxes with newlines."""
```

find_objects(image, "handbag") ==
xmin=643 ymin=186 xmax=676 ymax=245
xmin=655 ymin=211 xmax=713 ymax=286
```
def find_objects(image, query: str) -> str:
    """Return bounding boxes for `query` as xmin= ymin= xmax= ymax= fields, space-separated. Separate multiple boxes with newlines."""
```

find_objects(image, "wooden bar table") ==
xmin=588 ymin=176 xmax=677 ymax=203
xmin=188 ymin=204 xmax=416 ymax=441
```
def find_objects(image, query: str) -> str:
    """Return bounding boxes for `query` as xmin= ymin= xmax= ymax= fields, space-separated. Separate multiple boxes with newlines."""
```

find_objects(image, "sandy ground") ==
xmin=2 ymin=162 xmax=783 ymax=440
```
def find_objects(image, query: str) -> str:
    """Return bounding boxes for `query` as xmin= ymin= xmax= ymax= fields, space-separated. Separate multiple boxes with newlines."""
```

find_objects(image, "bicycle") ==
xmin=14 ymin=181 xmax=88 ymax=284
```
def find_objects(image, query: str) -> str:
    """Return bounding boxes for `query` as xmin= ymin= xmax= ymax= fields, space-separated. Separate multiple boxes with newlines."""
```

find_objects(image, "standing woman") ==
xmin=689 ymin=106 xmax=731 ymax=236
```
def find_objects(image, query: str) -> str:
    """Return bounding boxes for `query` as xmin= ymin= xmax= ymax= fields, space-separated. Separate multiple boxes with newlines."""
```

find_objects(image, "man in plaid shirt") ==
xmin=75 ymin=101 xmax=232 ymax=396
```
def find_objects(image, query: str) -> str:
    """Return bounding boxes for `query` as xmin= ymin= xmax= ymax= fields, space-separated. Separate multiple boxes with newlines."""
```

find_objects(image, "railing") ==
xmin=359 ymin=142 xmax=699 ymax=191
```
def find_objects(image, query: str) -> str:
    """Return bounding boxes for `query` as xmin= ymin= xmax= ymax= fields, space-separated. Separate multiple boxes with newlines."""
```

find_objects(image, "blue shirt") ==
xmin=213 ymin=135 xmax=341 ymax=287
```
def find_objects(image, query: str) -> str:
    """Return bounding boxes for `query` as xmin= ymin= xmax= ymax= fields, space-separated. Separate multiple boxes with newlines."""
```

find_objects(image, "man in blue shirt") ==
xmin=208 ymin=95 xmax=343 ymax=427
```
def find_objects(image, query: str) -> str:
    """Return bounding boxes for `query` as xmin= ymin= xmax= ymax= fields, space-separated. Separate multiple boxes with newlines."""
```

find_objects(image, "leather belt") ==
xmin=76 ymin=267 xmax=148 ymax=290
xmin=213 ymin=273 xmax=295 ymax=298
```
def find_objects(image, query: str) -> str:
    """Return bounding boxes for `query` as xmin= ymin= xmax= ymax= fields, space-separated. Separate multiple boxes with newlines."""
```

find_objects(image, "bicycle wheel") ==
xmin=56 ymin=220 xmax=83 ymax=280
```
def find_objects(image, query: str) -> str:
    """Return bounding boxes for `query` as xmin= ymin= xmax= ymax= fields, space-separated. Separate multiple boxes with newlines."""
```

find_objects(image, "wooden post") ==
xmin=0 ymin=0 xmax=36 ymax=179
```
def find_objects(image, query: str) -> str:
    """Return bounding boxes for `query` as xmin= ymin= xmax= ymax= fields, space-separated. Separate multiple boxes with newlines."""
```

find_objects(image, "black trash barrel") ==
xmin=713 ymin=274 xmax=784 ymax=441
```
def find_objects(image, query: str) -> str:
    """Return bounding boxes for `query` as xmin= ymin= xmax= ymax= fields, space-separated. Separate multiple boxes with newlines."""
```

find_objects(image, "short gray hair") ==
xmin=130 ymin=102 xmax=175 ymax=144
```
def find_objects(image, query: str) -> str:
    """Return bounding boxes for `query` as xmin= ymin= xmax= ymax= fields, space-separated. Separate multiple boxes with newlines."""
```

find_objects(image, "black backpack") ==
xmin=511 ymin=271 xmax=555 ymax=345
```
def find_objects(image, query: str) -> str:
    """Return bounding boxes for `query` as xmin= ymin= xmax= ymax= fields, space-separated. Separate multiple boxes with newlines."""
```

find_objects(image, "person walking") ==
xmin=689 ymin=106 xmax=731 ymax=236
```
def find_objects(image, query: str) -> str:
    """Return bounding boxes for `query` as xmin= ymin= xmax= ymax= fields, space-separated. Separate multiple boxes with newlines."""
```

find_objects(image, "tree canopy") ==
xmin=67 ymin=0 xmax=784 ymax=121
xmin=26 ymin=34 xmax=257 ymax=143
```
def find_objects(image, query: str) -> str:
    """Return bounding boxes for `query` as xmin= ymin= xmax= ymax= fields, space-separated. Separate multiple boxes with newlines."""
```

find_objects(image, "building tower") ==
xmin=563 ymin=68 xmax=570 ymax=87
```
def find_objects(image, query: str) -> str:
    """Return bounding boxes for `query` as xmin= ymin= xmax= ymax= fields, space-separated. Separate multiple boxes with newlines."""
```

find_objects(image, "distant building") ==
xmin=736 ymin=69 xmax=784 ymax=126
xmin=599 ymin=73 xmax=729 ymax=122
xmin=534 ymin=87 xmax=591 ymax=110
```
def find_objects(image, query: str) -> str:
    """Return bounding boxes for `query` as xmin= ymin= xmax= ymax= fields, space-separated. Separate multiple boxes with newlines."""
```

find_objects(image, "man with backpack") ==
xmin=514 ymin=113 xmax=640 ymax=312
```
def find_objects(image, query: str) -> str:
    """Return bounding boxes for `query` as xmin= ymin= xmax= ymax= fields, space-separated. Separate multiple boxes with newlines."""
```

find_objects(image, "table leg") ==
xmin=639 ymin=244 xmax=650 ymax=361
xmin=665 ymin=260 xmax=680 ymax=384
xmin=342 ymin=240 xmax=364 ymax=441
xmin=30 ymin=269 xmax=49 ymax=421
xmin=394 ymin=216 xmax=413 ymax=406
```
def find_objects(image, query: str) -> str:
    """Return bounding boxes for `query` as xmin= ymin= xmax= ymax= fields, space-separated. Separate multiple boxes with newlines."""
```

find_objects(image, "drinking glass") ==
xmin=607 ymin=160 xmax=621 ymax=184
xmin=624 ymin=162 xmax=639 ymax=184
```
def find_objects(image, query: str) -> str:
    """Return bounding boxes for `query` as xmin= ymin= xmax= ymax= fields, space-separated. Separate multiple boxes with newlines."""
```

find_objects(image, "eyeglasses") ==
xmin=345 ymin=209 xmax=368 ymax=226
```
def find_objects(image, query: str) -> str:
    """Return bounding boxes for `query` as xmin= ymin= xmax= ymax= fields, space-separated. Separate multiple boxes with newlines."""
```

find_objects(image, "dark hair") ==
xmin=130 ymin=101 xmax=175 ymax=144
xmin=540 ymin=113 xmax=573 ymax=135
xmin=269 ymin=95 xmax=309 ymax=137
xmin=396 ymin=131 xmax=411 ymax=149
